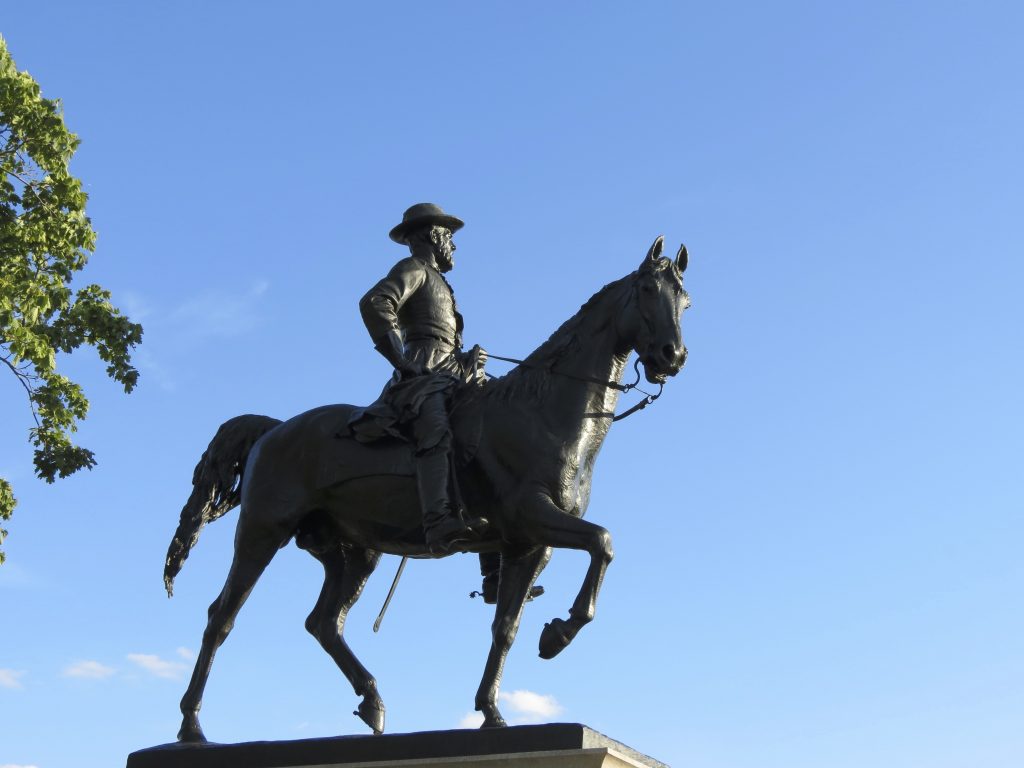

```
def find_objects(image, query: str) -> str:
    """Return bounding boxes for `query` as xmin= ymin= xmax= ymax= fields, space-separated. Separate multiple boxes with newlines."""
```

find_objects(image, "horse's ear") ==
xmin=675 ymin=243 xmax=688 ymax=273
xmin=644 ymin=236 xmax=664 ymax=265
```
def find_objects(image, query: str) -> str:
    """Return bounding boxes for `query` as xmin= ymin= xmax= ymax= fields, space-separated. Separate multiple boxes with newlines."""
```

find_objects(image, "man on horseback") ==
xmin=352 ymin=202 xmax=489 ymax=555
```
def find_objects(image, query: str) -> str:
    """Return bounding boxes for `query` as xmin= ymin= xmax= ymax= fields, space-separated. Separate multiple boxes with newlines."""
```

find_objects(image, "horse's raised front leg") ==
xmin=304 ymin=545 xmax=384 ymax=734
xmin=178 ymin=526 xmax=286 ymax=742
xmin=518 ymin=492 xmax=614 ymax=660
xmin=474 ymin=546 xmax=552 ymax=728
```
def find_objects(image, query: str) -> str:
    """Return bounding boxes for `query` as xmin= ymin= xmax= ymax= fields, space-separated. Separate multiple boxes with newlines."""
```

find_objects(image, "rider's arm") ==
xmin=359 ymin=258 xmax=427 ymax=375
xmin=372 ymin=329 xmax=421 ymax=376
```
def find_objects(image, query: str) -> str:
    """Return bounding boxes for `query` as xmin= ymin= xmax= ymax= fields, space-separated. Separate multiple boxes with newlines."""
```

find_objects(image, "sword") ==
xmin=373 ymin=556 xmax=408 ymax=633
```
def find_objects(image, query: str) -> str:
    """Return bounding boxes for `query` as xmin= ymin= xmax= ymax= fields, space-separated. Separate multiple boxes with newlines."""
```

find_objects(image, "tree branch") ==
xmin=4 ymin=166 xmax=65 ymax=219
xmin=1 ymin=354 xmax=42 ymax=428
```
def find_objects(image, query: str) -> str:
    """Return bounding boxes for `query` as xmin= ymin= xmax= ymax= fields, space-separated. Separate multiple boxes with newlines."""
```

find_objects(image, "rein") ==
xmin=485 ymin=354 xmax=664 ymax=422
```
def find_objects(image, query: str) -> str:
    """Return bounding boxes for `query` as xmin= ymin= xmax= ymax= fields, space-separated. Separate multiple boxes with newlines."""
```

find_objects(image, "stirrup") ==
xmin=470 ymin=584 xmax=545 ymax=604
xmin=425 ymin=515 xmax=487 ymax=555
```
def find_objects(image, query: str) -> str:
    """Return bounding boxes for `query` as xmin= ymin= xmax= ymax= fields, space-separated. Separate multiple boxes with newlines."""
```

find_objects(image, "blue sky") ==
xmin=2 ymin=3 xmax=1022 ymax=767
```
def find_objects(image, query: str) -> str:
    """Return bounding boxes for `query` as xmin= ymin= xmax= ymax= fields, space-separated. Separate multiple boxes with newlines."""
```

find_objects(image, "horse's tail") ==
xmin=164 ymin=414 xmax=283 ymax=597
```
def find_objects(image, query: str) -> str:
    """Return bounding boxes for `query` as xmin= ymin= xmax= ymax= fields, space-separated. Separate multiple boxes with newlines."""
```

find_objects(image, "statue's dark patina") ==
xmin=163 ymin=209 xmax=690 ymax=742
xmin=350 ymin=203 xmax=490 ymax=556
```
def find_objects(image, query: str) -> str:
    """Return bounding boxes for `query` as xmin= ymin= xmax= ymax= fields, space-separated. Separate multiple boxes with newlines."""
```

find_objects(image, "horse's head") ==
xmin=622 ymin=236 xmax=690 ymax=384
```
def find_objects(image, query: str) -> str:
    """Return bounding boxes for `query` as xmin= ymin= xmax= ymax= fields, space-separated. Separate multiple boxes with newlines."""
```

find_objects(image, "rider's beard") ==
xmin=435 ymin=247 xmax=454 ymax=273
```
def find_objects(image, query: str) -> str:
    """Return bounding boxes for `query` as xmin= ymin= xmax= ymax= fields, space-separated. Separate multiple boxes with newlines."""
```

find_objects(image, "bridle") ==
xmin=485 ymin=353 xmax=664 ymax=423
xmin=485 ymin=277 xmax=673 ymax=422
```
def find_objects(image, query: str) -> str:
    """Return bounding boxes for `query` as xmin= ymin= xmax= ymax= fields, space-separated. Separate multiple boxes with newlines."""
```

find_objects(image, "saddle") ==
xmin=314 ymin=386 xmax=485 ymax=491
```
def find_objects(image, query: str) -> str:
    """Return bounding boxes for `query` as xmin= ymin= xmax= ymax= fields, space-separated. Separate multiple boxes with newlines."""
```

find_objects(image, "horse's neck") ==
xmin=521 ymin=278 xmax=632 ymax=442
xmin=546 ymin=329 xmax=629 ymax=440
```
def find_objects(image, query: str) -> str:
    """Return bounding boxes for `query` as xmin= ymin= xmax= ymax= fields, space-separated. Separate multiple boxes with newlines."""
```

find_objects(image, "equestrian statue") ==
xmin=163 ymin=203 xmax=690 ymax=742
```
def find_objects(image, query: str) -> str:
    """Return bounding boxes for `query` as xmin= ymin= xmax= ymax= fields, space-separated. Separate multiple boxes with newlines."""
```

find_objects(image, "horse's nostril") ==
xmin=661 ymin=344 xmax=676 ymax=362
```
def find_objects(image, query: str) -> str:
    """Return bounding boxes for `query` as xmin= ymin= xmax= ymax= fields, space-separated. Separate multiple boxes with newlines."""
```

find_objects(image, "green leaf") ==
xmin=0 ymin=34 xmax=142 ymax=563
xmin=0 ymin=478 xmax=14 ymax=565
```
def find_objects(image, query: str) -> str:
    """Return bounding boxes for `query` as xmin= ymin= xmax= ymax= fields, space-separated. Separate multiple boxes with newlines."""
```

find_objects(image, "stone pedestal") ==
xmin=126 ymin=723 xmax=667 ymax=768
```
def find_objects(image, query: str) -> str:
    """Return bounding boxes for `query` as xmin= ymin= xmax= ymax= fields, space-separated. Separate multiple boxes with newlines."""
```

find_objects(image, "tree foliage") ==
xmin=0 ymin=36 xmax=142 ymax=564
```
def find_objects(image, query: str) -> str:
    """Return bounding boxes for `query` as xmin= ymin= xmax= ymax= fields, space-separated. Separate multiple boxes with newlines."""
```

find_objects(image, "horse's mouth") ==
xmin=640 ymin=358 xmax=671 ymax=384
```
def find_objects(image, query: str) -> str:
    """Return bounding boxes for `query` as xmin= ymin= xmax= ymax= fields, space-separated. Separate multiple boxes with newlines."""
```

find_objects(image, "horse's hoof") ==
xmin=481 ymin=714 xmax=507 ymax=728
xmin=177 ymin=721 xmax=208 ymax=743
xmin=476 ymin=705 xmax=507 ymax=728
xmin=354 ymin=696 xmax=386 ymax=734
xmin=539 ymin=618 xmax=572 ymax=659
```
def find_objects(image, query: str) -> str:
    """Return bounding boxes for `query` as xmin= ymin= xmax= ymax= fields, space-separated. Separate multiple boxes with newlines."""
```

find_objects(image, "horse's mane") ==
xmin=484 ymin=272 xmax=635 ymax=403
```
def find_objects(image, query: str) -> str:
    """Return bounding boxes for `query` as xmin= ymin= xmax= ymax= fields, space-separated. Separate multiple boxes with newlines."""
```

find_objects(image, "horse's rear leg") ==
xmin=304 ymin=545 xmax=384 ymax=733
xmin=177 ymin=527 xmax=286 ymax=742
xmin=474 ymin=546 xmax=551 ymax=728
xmin=517 ymin=493 xmax=614 ymax=660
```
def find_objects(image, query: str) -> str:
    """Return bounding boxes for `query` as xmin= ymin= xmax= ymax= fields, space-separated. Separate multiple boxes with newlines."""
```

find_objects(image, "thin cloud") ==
xmin=168 ymin=280 xmax=270 ymax=339
xmin=119 ymin=290 xmax=153 ymax=322
xmin=498 ymin=690 xmax=564 ymax=723
xmin=127 ymin=653 xmax=188 ymax=680
xmin=0 ymin=561 xmax=32 ymax=588
xmin=0 ymin=669 xmax=26 ymax=689
xmin=1 ymin=763 xmax=41 ymax=768
xmin=457 ymin=711 xmax=484 ymax=728
xmin=176 ymin=647 xmax=195 ymax=661
xmin=456 ymin=690 xmax=563 ymax=729
xmin=134 ymin=347 xmax=177 ymax=393
xmin=122 ymin=280 xmax=270 ymax=393
xmin=63 ymin=660 xmax=115 ymax=680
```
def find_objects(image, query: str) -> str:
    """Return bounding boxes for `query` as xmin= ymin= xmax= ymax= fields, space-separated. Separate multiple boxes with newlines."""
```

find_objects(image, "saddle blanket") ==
xmin=313 ymin=393 xmax=483 ymax=491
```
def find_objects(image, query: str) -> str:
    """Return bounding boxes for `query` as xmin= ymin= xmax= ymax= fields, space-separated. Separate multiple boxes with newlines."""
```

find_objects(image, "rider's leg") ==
xmin=478 ymin=551 xmax=544 ymax=605
xmin=479 ymin=552 xmax=500 ymax=602
xmin=413 ymin=393 xmax=485 ymax=555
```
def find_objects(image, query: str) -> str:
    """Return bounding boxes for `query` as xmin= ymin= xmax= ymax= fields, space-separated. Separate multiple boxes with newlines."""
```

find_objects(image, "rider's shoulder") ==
xmin=388 ymin=255 xmax=430 ymax=276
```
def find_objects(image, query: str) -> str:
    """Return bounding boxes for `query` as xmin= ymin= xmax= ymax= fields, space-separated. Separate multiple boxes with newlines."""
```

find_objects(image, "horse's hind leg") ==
xmin=304 ymin=545 xmax=384 ymax=733
xmin=177 ymin=525 xmax=287 ymax=742
xmin=474 ymin=546 xmax=552 ymax=728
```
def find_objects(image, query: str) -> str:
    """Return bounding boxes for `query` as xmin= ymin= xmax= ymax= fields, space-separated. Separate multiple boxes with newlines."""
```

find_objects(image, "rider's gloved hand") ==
xmin=469 ymin=345 xmax=488 ymax=384
xmin=373 ymin=330 xmax=425 ymax=378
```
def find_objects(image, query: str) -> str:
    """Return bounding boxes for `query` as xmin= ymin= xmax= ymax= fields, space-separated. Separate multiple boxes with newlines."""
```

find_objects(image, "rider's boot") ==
xmin=417 ymin=450 xmax=486 ymax=555
xmin=478 ymin=552 xmax=545 ymax=604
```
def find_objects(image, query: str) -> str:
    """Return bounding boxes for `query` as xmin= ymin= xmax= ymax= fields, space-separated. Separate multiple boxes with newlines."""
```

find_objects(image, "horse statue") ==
xmin=164 ymin=236 xmax=690 ymax=742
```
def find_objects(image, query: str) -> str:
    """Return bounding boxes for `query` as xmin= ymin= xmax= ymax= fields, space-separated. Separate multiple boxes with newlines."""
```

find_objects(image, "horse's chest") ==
xmin=552 ymin=427 xmax=608 ymax=516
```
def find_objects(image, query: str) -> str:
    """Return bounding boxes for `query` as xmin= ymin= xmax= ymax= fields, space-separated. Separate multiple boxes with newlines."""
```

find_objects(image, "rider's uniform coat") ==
xmin=350 ymin=255 xmax=479 ymax=446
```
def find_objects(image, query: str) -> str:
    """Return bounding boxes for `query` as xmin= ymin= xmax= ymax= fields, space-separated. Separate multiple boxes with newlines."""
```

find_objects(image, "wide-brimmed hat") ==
xmin=389 ymin=202 xmax=465 ymax=244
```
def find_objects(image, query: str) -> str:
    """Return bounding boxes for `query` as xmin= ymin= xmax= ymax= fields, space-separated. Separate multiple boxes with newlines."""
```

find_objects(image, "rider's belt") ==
xmin=406 ymin=333 xmax=456 ymax=348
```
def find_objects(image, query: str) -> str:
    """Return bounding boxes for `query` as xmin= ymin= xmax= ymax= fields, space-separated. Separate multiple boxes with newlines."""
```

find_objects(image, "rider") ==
xmin=353 ymin=203 xmax=488 ymax=555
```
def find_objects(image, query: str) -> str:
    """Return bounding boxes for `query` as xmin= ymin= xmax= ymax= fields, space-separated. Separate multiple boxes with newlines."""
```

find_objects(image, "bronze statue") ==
xmin=351 ymin=203 xmax=488 ymax=555
xmin=163 ymin=208 xmax=690 ymax=742
xmin=351 ymin=203 xmax=540 ymax=599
